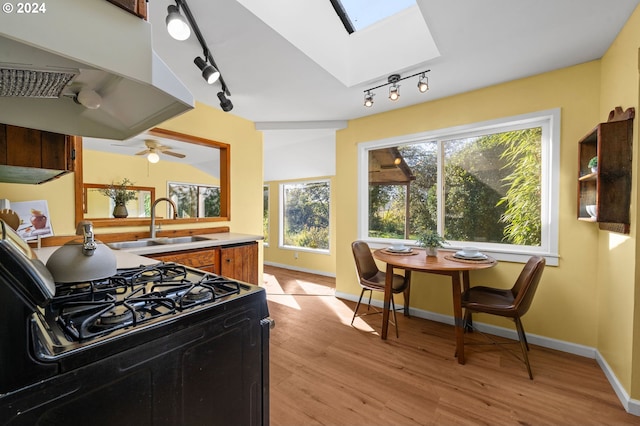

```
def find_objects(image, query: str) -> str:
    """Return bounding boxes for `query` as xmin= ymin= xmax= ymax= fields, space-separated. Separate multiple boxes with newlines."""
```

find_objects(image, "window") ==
xmin=280 ymin=180 xmax=330 ymax=252
xmin=330 ymin=0 xmax=416 ymax=33
xmin=263 ymin=185 xmax=270 ymax=246
xmin=168 ymin=182 xmax=220 ymax=218
xmin=359 ymin=109 xmax=560 ymax=264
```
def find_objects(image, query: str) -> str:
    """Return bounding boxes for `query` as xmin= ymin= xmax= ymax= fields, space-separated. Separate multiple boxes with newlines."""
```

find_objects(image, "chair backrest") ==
xmin=352 ymin=241 xmax=380 ymax=282
xmin=511 ymin=256 xmax=546 ymax=316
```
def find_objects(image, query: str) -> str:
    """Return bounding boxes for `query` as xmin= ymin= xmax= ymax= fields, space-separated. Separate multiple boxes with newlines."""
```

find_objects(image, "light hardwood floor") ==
xmin=263 ymin=265 xmax=638 ymax=426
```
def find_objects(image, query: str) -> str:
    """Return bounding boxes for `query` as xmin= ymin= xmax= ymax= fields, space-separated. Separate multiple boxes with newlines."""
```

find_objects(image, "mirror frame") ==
xmin=74 ymin=127 xmax=230 ymax=228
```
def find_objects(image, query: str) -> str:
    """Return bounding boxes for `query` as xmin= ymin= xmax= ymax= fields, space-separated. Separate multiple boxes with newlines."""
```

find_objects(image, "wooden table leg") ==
xmin=451 ymin=272 xmax=465 ymax=364
xmin=381 ymin=263 xmax=393 ymax=340
xmin=461 ymin=270 xmax=472 ymax=331
xmin=403 ymin=270 xmax=411 ymax=317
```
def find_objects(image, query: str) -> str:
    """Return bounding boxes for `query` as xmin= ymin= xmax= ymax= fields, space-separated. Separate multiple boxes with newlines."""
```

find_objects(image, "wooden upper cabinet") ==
xmin=577 ymin=107 xmax=634 ymax=234
xmin=0 ymin=123 xmax=76 ymax=184
xmin=106 ymin=0 xmax=147 ymax=19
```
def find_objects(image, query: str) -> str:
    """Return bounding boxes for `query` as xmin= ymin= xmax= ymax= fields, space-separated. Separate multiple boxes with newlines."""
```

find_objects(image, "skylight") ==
xmin=331 ymin=0 xmax=416 ymax=33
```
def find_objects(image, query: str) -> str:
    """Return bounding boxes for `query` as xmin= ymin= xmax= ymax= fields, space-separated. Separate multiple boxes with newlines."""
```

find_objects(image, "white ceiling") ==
xmin=146 ymin=0 xmax=640 ymax=124
xmin=86 ymin=0 xmax=639 ymax=172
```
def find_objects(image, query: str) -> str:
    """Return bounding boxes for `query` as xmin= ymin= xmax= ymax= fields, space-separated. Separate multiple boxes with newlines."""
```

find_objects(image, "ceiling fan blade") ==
xmin=135 ymin=149 xmax=150 ymax=156
xmin=164 ymin=151 xmax=186 ymax=158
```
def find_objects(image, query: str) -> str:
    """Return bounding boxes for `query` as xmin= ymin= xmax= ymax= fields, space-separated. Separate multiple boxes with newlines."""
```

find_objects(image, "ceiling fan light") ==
xmin=147 ymin=151 xmax=160 ymax=163
xmin=166 ymin=4 xmax=191 ymax=41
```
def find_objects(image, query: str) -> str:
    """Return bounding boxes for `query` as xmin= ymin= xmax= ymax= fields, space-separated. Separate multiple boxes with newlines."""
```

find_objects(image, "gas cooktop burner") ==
xmin=51 ymin=263 xmax=243 ymax=342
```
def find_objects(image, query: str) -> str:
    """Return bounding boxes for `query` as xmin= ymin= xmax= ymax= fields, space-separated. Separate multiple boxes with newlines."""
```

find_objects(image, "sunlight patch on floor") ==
xmin=262 ymin=274 xmax=301 ymax=310
xmin=318 ymin=294 xmax=377 ymax=332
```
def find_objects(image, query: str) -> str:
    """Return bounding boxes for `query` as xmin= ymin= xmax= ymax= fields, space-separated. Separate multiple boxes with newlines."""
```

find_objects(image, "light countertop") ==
xmin=34 ymin=232 xmax=262 ymax=269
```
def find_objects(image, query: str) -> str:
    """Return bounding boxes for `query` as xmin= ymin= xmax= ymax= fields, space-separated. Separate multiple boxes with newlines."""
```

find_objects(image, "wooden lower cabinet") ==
xmin=147 ymin=241 xmax=258 ymax=284
xmin=147 ymin=247 xmax=218 ymax=273
xmin=220 ymin=242 xmax=258 ymax=285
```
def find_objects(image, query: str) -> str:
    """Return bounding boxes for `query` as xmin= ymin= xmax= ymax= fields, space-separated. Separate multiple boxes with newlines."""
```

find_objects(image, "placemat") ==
xmin=444 ymin=254 xmax=496 ymax=264
xmin=381 ymin=249 xmax=419 ymax=256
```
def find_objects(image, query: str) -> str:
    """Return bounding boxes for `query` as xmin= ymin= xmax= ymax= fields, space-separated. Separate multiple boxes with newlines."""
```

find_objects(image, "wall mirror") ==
xmin=74 ymin=128 xmax=230 ymax=228
xmin=83 ymin=183 xmax=155 ymax=219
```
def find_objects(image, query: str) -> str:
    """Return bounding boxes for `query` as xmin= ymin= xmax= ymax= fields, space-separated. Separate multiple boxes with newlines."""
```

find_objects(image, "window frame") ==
xmin=166 ymin=181 xmax=221 ymax=218
xmin=357 ymin=109 xmax=560 ymax=265
xmin=279 ymin=179 xmax=331 ymax=254
xmin=263 ymin=184 xmax=270 ymax=247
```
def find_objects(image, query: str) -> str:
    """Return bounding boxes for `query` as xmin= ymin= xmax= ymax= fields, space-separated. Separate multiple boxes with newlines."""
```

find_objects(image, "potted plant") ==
xmin=98 ymin=178 xmax=137 ymax=218
xmin=416 ymin=229 xmax=448 ymax=257
xmin=588 ymin=156 xmax=598 ymax=173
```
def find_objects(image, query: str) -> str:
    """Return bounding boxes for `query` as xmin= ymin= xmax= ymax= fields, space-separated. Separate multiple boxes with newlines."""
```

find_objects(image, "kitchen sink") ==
xmin=107 ymin=240 xmax=164 ymax=250
xmin=107 ymin=236 xmax=213 ymax=250
xmin=154 ymin=236 xmax=212 ymax=244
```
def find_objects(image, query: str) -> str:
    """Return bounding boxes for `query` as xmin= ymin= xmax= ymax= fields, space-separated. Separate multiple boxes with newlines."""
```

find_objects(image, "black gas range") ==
xmin=0 ymin=220 xmax=272 ymax=425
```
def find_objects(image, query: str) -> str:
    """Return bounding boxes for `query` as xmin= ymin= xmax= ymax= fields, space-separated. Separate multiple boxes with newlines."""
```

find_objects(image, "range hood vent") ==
xmin=0 ymin=0 xmax=194 ymax=140
xmin=0 ymin=68 xmax=77 ymax=98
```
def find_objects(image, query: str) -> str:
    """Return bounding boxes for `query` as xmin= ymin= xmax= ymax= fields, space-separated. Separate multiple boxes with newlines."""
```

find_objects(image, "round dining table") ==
xmin=373 ymin=248 xmax=497 ymax=364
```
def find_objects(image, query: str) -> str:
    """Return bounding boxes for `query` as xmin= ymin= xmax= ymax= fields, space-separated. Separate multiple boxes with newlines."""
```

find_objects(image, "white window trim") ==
xmin=279 ymin=179 xmax=331 ymax=254
xmin=263 ymin=184 xmax=270 ymax=247
xmin=357 ymin=108 xmax=560 ymax=266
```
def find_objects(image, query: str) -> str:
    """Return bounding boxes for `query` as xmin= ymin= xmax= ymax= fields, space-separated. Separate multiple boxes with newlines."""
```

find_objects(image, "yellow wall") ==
xmin=336 ymin=60 xmax=603 ymax=345
xmin=598 ymin=6 xmax=640 ymax=397
xmin=263 ymin=178 xmax=337 ymax=276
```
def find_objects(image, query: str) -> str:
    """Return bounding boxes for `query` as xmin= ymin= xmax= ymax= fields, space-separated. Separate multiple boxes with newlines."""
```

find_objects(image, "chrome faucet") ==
xmin=150 ymin=197 xmax=177 ymax=239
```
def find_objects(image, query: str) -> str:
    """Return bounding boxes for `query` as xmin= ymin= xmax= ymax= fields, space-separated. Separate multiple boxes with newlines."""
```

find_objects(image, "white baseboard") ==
xmin=263 ymin=261 xmax=336 ymax=278
xmin=334 ymin=290 xmax=639 ymax=416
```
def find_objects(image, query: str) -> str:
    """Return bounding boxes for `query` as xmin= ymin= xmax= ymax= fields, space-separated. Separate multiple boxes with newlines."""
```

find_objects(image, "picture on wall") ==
xmin=10 ymin=200 xmax=54 ymax=241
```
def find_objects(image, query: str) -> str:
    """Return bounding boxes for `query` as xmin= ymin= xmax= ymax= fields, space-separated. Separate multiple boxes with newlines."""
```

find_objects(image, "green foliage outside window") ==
xmin=368 ymin=127 xmax=542 ymax=246
xmin=282 ymin=181 xmax=330 ymax=250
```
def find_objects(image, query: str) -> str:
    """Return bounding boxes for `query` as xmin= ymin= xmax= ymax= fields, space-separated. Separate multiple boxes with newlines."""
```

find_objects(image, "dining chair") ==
xmin=351 ymin=240 xmax=411 ymax=337
xmin=461 ymin=255 xmax=545 ymax=379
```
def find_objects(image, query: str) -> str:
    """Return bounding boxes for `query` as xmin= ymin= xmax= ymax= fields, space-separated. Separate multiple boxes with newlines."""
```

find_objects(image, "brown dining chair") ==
xmin=351 ymin=240 xmax=411 ymax=337
xmin=461 ymin=255 xmax=545 ymax=379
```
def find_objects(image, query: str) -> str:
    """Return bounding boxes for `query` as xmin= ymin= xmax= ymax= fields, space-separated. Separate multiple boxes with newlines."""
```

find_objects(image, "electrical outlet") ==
xmin=294 ymin=251 xmax=299 ymax=259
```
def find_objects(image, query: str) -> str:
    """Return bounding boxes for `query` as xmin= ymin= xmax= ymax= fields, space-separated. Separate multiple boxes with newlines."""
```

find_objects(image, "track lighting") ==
xmin=166 ymin=0 xmax=233 ymax=112
xmin=364 ymin=91 xmax=374 ymax=107
xmin=166 ymin=4 xmax=191 ymax=41
xmin=362 ymin=69 xmax=430 ymax=107
xmin=417 ymin=73 xmax=429 ymax=93
xmin=217 ymin=91 xmax=233 ymax=112
xmin=389 ymin=84 xmax=400 ymax=101
xmin=194 ymin=57 xmax=220 ymax=84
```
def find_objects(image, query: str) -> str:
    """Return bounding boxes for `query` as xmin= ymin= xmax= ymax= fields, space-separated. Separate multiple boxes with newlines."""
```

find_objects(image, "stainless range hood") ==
xmin=0 ymin=0 xmax=194 ymax=140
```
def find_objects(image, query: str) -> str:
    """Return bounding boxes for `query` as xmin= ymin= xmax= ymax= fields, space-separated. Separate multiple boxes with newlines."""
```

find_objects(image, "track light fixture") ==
xmin=364 ymin=90 xmax=374 ymax=107
xmin=166 ymin=4 xmax=190 ymax=41
xmin=417 ymin=72 xmax=429 ymax=93
xmin=363 ymin=69 xmax=430 ymax=107
xmin=217 ymin=91 xmax=233 ymax=112
xmin=166 ymin=0 xmax=233 ymax=112
xmin=194 ymin=56 xmax=220 ymax=84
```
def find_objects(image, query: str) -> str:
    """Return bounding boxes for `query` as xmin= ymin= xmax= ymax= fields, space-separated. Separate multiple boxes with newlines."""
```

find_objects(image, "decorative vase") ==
xmin=591 ymin=166 xmax=597 ymax=173
xmin=425 ymin=246 xmax=438 ymax=257
xmin=113 ymin=203 xmax=129 ymax=218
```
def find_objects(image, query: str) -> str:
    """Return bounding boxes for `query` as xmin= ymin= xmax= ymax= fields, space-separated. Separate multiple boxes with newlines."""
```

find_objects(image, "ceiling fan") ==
xmin=135 ymin=139 xmax=185 ymax=161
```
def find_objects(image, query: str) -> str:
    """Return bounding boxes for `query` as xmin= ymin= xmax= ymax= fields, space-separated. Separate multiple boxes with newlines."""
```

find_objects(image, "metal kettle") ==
xmin=46 ymin=221 xmax=117 ymax=283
